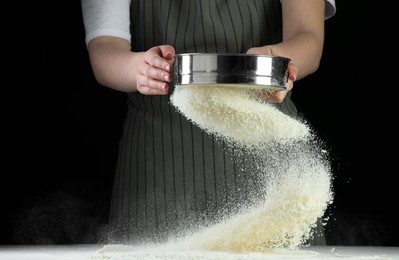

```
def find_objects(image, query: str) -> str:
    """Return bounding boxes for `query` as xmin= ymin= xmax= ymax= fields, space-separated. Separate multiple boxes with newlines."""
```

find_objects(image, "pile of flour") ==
xmin=95 ymin=84 xmax=334 ymax=258
xmin=167 ymin=147 xmax=333 ymax=252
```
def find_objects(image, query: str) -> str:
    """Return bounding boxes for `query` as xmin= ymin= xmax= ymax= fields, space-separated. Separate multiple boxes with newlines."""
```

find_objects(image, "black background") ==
xmin=4 ymin=0 xmax=397 ymax=247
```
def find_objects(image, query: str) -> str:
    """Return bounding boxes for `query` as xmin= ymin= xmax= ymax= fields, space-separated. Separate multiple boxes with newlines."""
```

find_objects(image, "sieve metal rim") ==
xmin=173 ymin=53 xmax=291 ymax=91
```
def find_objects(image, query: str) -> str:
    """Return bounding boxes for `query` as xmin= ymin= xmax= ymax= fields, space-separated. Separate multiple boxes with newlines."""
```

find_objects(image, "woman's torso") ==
xmin=108 ymin=0 xmax=305 ymax=244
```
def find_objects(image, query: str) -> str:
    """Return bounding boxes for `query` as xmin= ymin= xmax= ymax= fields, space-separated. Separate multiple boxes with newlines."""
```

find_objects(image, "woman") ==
xmin=81 ymin=0 xmax=336 ymax=244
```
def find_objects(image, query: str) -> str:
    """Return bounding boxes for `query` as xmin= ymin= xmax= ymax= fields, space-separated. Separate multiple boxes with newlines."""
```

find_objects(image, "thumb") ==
xmin=288 ymin=63 xmax=298 ymax=82
xmin=246 ymin=46 xmax=273 ymax=55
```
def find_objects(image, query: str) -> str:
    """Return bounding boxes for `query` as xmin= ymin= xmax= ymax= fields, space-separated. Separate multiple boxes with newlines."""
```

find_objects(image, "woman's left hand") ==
xmin=247 ymin=46 xmax=297 ymax=103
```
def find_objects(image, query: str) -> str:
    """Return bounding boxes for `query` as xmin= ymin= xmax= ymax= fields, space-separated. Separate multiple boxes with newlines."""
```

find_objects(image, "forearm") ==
xmin=280 ymin=0 xmax=325 ymax=80
xmin=278 ymin=30 xmax=324 ymax=80
xmin=246 ymin=0 xmax=325 ymax=103
xmin=87 ymin=36 xmax=143 ymax=92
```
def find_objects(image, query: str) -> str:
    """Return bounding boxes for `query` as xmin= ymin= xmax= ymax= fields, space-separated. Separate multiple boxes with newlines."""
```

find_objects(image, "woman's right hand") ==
xmin=88 ymin=37 xmax=175 ymax=94
xmin=136 ymin=45 xmax=175 ymax=95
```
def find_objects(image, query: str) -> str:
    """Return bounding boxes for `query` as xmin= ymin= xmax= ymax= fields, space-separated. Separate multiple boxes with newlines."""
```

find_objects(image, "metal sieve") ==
xmin=173 ymin=53 xmax=291 ymax=91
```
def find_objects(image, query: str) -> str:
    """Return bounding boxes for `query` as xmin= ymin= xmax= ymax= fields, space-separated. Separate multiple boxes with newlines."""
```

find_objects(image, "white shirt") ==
xmin=81 ymin=0 xmax=336 ymax=46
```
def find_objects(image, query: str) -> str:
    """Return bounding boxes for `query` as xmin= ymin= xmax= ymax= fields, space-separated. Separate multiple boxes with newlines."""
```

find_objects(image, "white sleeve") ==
xmin=81 ymin=0 xmax=131 ymax=46
xmin=324 ymin=0 xmax=336 ymax=19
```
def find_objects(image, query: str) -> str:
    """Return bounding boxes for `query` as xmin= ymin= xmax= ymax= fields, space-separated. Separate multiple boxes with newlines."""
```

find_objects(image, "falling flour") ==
xmin=95 ymin=84 xmax=335 ymax=259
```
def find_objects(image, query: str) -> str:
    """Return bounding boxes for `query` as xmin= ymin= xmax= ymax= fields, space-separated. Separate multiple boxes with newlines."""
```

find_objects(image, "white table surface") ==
xmin=0 ymin=245 xmax=398 ymax=259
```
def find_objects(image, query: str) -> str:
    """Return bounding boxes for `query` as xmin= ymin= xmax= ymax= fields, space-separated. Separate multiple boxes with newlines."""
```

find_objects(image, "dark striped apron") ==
xmin=108 ymin=0 xmax=325 ymax=245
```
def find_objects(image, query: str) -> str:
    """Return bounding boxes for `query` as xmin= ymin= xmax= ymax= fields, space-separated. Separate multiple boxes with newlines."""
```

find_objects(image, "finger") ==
xmin=147 ymin=54 xmax=172 ymax=71
xmin=159 ymin=45 xmax=175 ymax=61
xmin=288 ymin=63 xmax=298 ymax=82
xmin=145 ymin=46 xmax=175 ymax=71
xmin=254 ymin=89 xmax=287 ymax=103
xmin=136 ymin=74 xmax=169 ymax=95
xmin=138 ymin=63 xmax=172 ymax=83
xmin=247 ymin=46 xmax=273 ymax=55
xmin=272 ymin=91 xmax=287 ymax=103
xmin=286 ymin=79 xmax=294 ymax=91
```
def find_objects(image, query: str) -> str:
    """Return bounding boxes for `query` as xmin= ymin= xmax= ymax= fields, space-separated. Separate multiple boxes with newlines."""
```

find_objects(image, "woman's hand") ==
xmin=245 ymin=0 xmax=325 ymax=103
xmin=246 ymin=46 xmax=297 ymax=103
xmin=87 ymin=37 xmax=176 ymax=94
xmin=136 ymin=45 xmax=175 ymax=95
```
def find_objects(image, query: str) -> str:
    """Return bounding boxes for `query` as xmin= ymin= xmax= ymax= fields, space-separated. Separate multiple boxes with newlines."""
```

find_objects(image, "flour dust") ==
xmin=95 ymin=84 xmax=335 ymax=258
xmin=169 ymin=85 xmax=334 ymax=250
